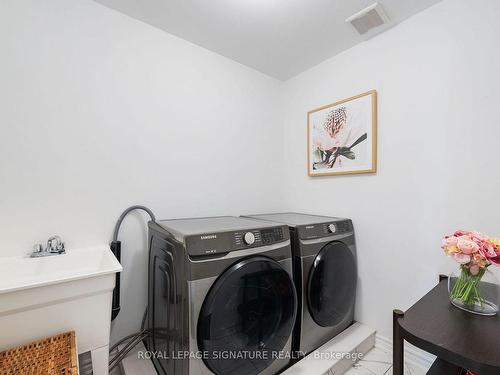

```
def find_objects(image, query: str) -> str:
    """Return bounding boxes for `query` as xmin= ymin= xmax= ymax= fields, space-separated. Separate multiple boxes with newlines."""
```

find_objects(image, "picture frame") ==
xmin=307 ymin=90 xmax=377 ymax=177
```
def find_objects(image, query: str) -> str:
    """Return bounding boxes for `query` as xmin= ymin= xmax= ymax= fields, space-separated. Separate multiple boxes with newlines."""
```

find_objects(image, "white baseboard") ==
xmin=375 ymin=334 xmax=435 ymax=371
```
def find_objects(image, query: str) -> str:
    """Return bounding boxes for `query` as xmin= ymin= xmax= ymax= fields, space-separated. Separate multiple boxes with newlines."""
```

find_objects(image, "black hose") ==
xmin=106 ymin=205 xmax=156 ymax=373
xmin=109 ymin=332 xmax=150 ymax=372
xmin=111 ymin=205 xmax=156 ymax=322
xmin=81 ymin=206 xmax=156 ymax=375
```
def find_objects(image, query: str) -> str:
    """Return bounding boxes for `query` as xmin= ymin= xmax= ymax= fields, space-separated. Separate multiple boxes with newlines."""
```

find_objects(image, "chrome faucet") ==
xmin=31 ymin=235 xmax=66 ymax=257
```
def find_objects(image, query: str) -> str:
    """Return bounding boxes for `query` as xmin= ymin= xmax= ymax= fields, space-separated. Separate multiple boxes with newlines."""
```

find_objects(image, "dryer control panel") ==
xmin=297 ymin=219 xmax=352 ymax=240
xmin=185 ymin=225 xmax=289 ymax=256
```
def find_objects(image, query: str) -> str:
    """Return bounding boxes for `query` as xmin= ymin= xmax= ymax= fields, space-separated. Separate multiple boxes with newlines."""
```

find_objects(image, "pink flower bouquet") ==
xmin=442 ymin=230 xmax=500 ymax=309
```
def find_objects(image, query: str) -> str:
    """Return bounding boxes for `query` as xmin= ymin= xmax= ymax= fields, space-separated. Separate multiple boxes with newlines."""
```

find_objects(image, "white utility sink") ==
xmin=0 ymin=246 xmax=122 ymax=294
xmin=0 ymin=245 xmax=122 ymax=375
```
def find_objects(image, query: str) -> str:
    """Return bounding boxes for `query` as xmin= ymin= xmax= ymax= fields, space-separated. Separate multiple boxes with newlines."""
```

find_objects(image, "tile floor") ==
xmin=114 ymin=344 xmax=429 ymax=375
xmin=344 ymin=347 xmax=427 ymax=375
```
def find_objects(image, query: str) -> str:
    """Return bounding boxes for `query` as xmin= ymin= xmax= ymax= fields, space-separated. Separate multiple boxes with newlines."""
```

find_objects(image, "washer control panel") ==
xmin=233 ymin=227 xmax=285 ymax=248
xmin=297 ymin=219 xmax=352 ymax=239
xmin=185 ymin=226 xmax=288 ymax=256
xmin=260 ymin=227 xmax=285 ymax=244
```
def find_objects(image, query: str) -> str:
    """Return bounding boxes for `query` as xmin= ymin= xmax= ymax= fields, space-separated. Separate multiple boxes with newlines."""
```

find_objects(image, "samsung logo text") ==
xmin=201 ymin=234 xmax=217 ymax=240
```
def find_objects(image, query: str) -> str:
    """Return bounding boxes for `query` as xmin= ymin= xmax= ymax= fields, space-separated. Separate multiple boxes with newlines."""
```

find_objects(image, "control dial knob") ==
xmin=327 ymin=224 xmax=337 ymax=233
xmin=243 ymin=232 xmax=256 ymax=245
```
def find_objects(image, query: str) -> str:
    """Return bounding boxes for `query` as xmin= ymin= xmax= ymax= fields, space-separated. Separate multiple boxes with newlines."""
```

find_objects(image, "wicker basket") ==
xmin=0 ymin=331 xmax=78 ymax=375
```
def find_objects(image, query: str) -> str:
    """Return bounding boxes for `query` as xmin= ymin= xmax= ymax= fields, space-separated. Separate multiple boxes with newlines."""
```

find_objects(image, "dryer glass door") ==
xmin=307 ymin=241 xmax=357 ymax=327
xmin=197 ymin=256 xmax=296 ymax=375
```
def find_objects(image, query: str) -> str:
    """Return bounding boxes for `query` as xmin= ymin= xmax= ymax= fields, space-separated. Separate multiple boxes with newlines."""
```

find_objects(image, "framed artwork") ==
xmin=307 ymin=90 xmax=377 ymax=176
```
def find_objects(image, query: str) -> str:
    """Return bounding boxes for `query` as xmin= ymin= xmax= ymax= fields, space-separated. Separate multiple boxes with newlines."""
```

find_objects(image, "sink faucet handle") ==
xmin=55 ymin=241 xmax=65 ymax=253
xmin=47 ymin=235 xmax=63 ymax=253
xmin=33 ymin=243 xmax=43 ymax=253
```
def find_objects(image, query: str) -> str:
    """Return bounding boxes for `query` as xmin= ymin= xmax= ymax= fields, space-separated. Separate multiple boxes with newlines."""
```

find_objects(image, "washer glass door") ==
xmin=307 ymin=241 xmax=357 ymax=327
xmin=197 ymin=256 xmax=296 ymax=375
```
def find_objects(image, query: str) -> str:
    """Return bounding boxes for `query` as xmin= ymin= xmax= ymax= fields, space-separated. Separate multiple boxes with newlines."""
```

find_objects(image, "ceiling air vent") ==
xmin=346 ymin=3 xmax=389 ymax=35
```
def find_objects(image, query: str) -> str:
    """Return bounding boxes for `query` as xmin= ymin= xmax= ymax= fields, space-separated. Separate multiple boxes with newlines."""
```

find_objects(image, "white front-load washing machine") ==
xmin=146 ymin=216 xmax=297 ymax=375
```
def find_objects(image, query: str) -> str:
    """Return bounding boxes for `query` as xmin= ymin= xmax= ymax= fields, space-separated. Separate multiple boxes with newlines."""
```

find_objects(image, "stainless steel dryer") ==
xmin=244 ymin=213 xmax=357 ymax=356
xmin=146 ymin=216 xmax=297 ymax=375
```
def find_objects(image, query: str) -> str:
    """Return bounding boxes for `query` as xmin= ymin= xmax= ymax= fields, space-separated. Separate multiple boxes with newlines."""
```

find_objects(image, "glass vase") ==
xmin=448 ymin=267 xmax=500 ymax=316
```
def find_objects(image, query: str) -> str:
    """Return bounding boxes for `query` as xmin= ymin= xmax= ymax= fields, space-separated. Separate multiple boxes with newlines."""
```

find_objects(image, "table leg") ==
xmin=393 ymin=309 xmax=404 ymax=375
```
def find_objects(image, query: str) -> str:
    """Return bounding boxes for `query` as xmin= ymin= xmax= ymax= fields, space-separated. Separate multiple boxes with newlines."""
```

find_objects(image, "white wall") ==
xmin=282 ymin=0 xmax=500 ymax=338
xmin=0 ymin=0 xmax=285 ymax=342
xmin=2 ymin=0 xmax=500 ymax=348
